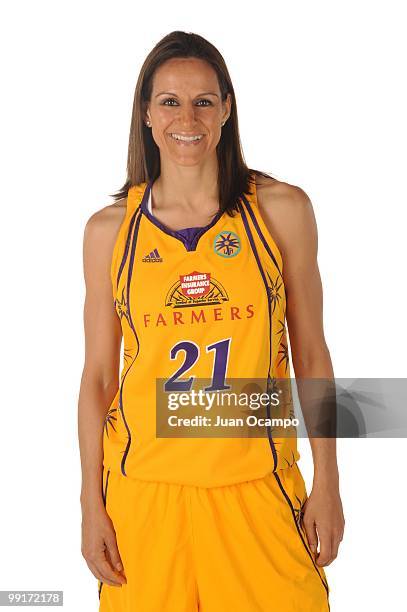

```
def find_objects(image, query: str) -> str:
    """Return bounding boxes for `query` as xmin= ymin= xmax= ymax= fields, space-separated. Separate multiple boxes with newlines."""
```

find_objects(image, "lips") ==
xmin=170 ymin=133 xmax=204 ymax=142
xmin=168 ymin=133 xmax=205 ymax=147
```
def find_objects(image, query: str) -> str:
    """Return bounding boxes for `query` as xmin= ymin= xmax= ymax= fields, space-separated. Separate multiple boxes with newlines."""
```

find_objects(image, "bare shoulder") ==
xmin=84 ymin=197 xmax=127 ymax=247
xmin=254 ymin=174 xmax=317 ymax=258
xmin=255 ymin=174 xmax=312 ymax=213
xmin=82 ymin=197 xmax=127 ymax=278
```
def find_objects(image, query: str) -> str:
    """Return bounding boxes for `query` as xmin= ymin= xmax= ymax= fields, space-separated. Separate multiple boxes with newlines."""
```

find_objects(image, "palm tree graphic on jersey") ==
xmin=115 ymin=286 xmax=129 ymax=322
xmin=275 ymin=316 xmax=286 ymax=343
xmin=104 ymin=406 xmax=118 ymax=437
xmin=293 ymin=492 xmax=308 ymax=528
xmin=277 ymin=342 xmax=289 ymax=373
xmin=266 ymin=271 xmax=283 ymax=314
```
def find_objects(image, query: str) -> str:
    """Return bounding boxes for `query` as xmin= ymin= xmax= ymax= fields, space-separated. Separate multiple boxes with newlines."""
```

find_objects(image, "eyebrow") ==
xmin=155 ymin=91 xmax=219 ymax=98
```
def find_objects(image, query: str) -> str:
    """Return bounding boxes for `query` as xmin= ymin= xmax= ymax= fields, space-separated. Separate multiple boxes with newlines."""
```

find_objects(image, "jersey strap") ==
xmin=240 ymin=174 xmax=283 ymax=276
xmin=110 ymin=182 xmax=146 ymax=301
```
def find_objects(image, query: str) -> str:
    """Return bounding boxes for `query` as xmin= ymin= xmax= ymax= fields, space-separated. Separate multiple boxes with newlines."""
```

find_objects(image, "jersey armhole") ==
xmin=110 ymin=196 xmax=134 ymax=303
xmin=252 ymin=205 xmax=284 ymax=274
xmin=110 ymin=183 xmax=147 ymax=302
xmin=246 ymin=176 xmax=284 ymax=274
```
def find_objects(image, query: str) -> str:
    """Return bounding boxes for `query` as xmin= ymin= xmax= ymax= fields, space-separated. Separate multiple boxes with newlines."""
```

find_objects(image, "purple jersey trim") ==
xmin=238 ymin=198 xmax=278 ymax=472
xmin=141 ymin=180 xmax=223 ymax=251
xmin=120 ymin=209 xmax=143 ymax=477
xmin=240 ymin=194 xmax=282 ymax=275
xmin=176 ymin=226 xmax=205 ymax=242
xmin=273 ymin=471 xmax=330 ymax=597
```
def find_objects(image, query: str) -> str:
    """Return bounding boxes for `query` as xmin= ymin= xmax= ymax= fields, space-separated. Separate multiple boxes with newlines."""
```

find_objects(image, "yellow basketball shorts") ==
xmin=98 ymin=463 xmax=330 ymax=611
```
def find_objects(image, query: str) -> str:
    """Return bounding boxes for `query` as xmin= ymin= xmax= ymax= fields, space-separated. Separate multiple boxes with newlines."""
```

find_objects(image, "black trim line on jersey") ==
xmin=116 ymin=206 xmax=140 ymax=289
xmin=102 ymin=468 xmax=110 ymax=507
xmin=273 ymin=470 xmax=330 ymax=599
xmin=98 ymin=468 xmax=111 ymax=600
xmin=240 ymin=194 xmax=282 ymax=276
xmin=238 ymin=200 xmax=278 ymax=472
xmin=120 ymin=210 xmax=143 ymax=477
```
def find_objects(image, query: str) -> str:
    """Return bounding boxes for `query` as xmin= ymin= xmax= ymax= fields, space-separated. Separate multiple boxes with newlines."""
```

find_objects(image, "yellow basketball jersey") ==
xmin=103 ymin=172 xmax=300 ymax=487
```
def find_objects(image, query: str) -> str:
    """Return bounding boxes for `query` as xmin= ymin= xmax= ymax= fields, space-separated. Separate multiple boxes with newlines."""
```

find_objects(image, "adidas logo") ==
xmin=142 ymin=248 xmax=163 ymax=263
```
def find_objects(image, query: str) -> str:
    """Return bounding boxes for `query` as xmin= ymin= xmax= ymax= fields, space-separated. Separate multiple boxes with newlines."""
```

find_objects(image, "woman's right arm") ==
xmin=78 ymin=200 xmax=127 ymax=587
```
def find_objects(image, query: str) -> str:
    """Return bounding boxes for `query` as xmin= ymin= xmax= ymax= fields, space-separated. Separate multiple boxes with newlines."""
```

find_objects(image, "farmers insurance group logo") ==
xmin=165 ymin=271 xmax=229 ymax=308
xmin=214 ymin=231 xmax=241 ymax=257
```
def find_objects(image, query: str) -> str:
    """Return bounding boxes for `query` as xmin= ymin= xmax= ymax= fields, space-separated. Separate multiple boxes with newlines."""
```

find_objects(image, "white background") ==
xmin=0 ymin=1 xmax=406 ymax=610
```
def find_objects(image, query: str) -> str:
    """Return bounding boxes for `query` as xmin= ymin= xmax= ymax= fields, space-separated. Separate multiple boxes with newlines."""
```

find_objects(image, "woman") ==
xmin=78 ymin=31 xmax=345 ymax=611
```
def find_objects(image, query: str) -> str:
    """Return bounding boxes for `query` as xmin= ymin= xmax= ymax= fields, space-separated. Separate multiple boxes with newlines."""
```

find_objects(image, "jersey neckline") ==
xmin=146 ymin=186 xmax=205 ymax=236
xmin=140 ymin=179 xmax=225 ymax=252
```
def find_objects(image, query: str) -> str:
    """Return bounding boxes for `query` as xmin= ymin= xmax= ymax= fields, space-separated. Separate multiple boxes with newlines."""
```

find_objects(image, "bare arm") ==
xmin=78 ymin=200 xmax=127 ymax=586
xmin=257 ymin=177 xmax=345 ymax=566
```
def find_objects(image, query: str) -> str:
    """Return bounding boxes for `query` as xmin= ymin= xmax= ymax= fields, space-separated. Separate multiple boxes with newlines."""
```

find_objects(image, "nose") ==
xmin=177 ymin=103 xmax=197 ymax=127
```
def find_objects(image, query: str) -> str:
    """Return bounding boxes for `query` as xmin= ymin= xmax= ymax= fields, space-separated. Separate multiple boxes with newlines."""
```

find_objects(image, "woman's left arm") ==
xmin=257 ymin=178 xmax=345 ymax=567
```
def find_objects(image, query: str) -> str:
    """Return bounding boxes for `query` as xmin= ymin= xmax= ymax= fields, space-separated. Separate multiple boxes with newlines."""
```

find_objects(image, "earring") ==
xmin=146 ymin=120 xmax=151 ymax=127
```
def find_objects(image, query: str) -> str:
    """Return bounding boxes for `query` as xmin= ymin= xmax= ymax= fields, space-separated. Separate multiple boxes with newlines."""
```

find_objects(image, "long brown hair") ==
xmin=111 ymin=31 xmax=274 ymax=217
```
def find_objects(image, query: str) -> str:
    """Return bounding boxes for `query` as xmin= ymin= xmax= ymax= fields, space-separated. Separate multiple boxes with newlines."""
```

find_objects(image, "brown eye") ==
xmin=162 ymin=98 xmax=178 ymax=106
xmin=196 ymin=99 xmax=212 ymax=106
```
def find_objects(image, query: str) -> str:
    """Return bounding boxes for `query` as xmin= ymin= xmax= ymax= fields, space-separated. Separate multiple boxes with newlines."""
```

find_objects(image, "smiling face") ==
xmin=145 ymin=57 xmax=231 ymax=166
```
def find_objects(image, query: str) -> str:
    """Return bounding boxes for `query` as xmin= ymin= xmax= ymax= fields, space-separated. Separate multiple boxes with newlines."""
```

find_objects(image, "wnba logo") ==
xmin=213 ymin=231 xmax=241 ymax=258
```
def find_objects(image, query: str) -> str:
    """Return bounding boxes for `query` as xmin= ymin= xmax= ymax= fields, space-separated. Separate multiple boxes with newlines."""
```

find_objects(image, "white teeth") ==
xmin=171 ymin=133 xmax=203 ymax=141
